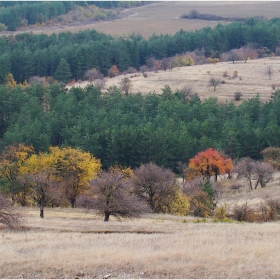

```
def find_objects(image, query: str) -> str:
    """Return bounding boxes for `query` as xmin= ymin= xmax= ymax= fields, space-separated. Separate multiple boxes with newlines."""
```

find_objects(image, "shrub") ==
xmin=232 ymin=202 xmax=258 ymax=222
xmin=223 ymin=71 xmax=229 ymax=78
xmin=234 ymin=92 xmax=243 ymax=101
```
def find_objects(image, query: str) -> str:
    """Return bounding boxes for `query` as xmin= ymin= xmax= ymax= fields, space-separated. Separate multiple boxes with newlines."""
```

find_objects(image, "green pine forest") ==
xmin=1 ymin=7 xmax=280 ymax=170
xmin=1 ymin=82 xmax=280 ymax=170
xmin=0 ymin=16 xmax=280 ymax=82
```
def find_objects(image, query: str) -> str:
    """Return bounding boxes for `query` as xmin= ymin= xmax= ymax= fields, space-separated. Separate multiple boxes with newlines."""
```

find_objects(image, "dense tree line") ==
xmin=0 ymin=1 xmax=145 ymax=31
xmin=0 ymin=17 xmax=280 ymax=82
xmin=0 ymin=81 xmax=280 ymax=170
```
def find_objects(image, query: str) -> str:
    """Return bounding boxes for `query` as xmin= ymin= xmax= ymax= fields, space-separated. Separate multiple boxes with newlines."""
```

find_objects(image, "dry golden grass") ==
xmin=1 ymin=204 xmax=280 ymax=278
xmin=69 ymin=57 xmax=280 ymax=104
xmin=7 ymin=1 xmax=280 ymax=39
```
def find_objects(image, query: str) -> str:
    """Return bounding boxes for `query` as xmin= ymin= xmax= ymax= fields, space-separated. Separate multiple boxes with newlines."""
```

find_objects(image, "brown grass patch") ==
xmin=69 ymin=57 xmax=280 ymax=104
xmin=1 ymin=206 xmax=280 ymax=278
xmin=4 ymin=2 xmax=280 ymax=39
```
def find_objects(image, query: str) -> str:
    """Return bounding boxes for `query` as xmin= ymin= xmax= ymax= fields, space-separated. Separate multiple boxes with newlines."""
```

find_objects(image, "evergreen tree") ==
xmin=54 ymin=58 xmax=72 ymax=83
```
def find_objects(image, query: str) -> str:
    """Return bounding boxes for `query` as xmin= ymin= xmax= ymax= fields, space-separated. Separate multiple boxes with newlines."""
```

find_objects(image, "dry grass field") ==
xmin=4 ymin=1 xmax=280 ymax=39
xmin=2 ymin=173 xmax=280 ymax=279
xmin=69 ymin=56 xmax=280 ymax=104
xmin=1 ymin=207 xmax=280 ymax=278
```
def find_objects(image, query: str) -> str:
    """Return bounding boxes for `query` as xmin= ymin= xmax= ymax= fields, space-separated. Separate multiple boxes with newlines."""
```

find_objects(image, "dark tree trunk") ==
xmin=71 ymin=198 xmax=75 ymax=208
xmin=40 ymin=204 xmax=44 ymax=218
xmin=104 ymin=212 xmax=110 ymax=222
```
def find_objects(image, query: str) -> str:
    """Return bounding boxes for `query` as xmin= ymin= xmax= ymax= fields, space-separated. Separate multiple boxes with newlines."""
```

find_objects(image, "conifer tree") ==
xmin=54 ymin=58 xmax=72 ymax=83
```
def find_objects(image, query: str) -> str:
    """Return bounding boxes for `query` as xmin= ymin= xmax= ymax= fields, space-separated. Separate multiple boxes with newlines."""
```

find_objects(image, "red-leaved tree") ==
xmin=188 ymin=148 xmax=234 ymax=182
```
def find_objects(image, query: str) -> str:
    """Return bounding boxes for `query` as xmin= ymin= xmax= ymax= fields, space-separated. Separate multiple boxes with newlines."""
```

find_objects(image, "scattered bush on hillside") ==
xmin=174 ymin=55 xmax=194 ymax=67
xmin=232 ymin=201 xmax=258 ymax=222
xmin=231 ymin=199 xmax=280 ymax=223
xmin=119 ymin=76 xmax=132 ymax=95
xmin=94 ymin=79 xmax=106 ymax=91
xmin=29 ymin=76 xmax=48 ymax=86
xmin=234 ymin=92 xmax=243 ymax=101
xmin=213 ymin=203 xmax=233 ymax=223
xmin=83 ymin=69 xmax=103 ymax=81
xmin=208 ymin=77 xmax=221 ymax=91
xmin=108 ymin=65 xmax=119 ymax=78
xmin=184 ymin=177 xmax=217 ymax=217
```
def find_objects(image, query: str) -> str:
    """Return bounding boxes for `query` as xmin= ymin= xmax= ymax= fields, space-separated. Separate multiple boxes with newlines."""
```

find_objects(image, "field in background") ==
xmin=69 ymin=57 xmax=280 ymax=104
xmin=4 ymin=2 xmax=280 ymax=39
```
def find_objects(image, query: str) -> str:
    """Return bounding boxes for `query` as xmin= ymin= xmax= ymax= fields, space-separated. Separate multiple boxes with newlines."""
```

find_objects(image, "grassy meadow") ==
xmin=1 ymin=173 xmax=280 ymax=279
xmin=5 ymin=1 xmax=280 ymax=39
xmin=68 ymin=56 xmax=280 ymax=104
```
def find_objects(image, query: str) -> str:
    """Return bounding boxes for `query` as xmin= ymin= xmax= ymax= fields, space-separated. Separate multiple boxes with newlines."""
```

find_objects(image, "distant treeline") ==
xmin=1 ymin=82 xmax=280 ymax=170
xmin=0 ymin=17 xmax=280 ymax=83
xmin=0 ymin=1 xmax=145 ymax=31
xmin=180 ymin=9 xmax=264 ymax=22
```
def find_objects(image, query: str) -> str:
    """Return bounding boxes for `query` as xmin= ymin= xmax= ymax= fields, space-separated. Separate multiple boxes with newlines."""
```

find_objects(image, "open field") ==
xmin=2 ymin=172 xmax=280 ymax=279
xmin=1 ymin=206 xmax=280 ymax=279
xmin=3 ymin=1 xmax=280 ymax=39
xmin=68 ymin=57 xmax=280 ymax=104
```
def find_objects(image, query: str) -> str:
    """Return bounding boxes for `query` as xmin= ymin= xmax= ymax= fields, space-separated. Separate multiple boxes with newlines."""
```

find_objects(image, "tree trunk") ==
xmin=104 ymin=212 xmax=110 ymax=222
xmin=71 ymin=198 xmax=75 ymax=208
xmin=40 ymin=203 xmax=44 ymax=219
xmin=249 ymin=180 xmax=253 ymax=191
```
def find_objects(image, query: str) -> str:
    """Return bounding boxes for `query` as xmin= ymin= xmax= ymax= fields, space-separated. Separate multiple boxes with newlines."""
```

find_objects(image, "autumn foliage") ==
xmin=188 ymin=148 xmax=234 ymax=181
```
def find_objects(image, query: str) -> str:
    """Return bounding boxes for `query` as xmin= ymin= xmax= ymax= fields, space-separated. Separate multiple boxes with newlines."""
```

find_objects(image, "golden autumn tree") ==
xmin=188 ymin=148 xmax=234 ymax=182
xmin=0 ymin=143 xmax=34 ymax=204
xmin=19 ymin=150 xmax=59 ymax=218
xmin=49 ymin=146 xmax=102 ymax=208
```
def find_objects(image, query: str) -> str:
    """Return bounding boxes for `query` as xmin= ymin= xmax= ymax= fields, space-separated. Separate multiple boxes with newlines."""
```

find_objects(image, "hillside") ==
xmin=5 ymin=1 xmax=280 ymax=39
xmin=68 ymin=56 xmax=280 ymax=103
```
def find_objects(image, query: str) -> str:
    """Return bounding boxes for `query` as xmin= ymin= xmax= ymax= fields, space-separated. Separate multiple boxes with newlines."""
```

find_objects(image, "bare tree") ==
xmin=83 ymin=69 xmax=103 ymax=81
xmin=84 ymin=170 xmax=149 ymax=222
xmin=29 ymin=76 xmax=48 ymax=86
xmin=254 ymin=161 xmax=275 ymax=188
xmin=94 ymin=78 xmax=106 ymax=91
xmin=234 ymin=91 xmax=243 ymax=101
xmin=181 ymin=85 xmax=193 ymax=99
xmin=267 ymin=65 xmax=273 ymax=80
xmin=132 ymin=162 xmax=178 ymax=213
xmin=161 ymin=57 xmax=172 ymax=71
xmin=234 ymin=157 xmax=256 ymax=190
xmin=119 ymin=76 xmax=131 ymax=95
xmin=177 ymin=161 xmax=188 ymax=183
xmin=18 ymin=169 xmax=58 ymax=218
xmin=224 ymin=49 xmax=239 ymax=63
xmin=0 ymin=195 xmax=22 ymax=229
xmin=208 ymin=77 xmax=221 ymax=91
xmin=139 ymin=65 xmax=148 ymax=77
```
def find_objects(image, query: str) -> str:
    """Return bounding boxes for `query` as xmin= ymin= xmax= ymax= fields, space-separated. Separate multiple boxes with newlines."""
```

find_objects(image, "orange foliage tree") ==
xmin=188 ymin=148 xmax=234 ymax=182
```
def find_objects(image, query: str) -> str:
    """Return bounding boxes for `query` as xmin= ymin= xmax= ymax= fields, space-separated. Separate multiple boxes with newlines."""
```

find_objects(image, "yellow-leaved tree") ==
xmin=49 ymin=146 xmax=102 ymax=208
xmin=18 ymin=146 xmax=102 ymax=217
xmin=0 ymin=143 xmax=34 ymax=205
xmin=19 ymin=150 xmax=59 ymax=218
